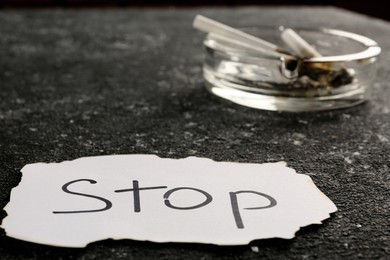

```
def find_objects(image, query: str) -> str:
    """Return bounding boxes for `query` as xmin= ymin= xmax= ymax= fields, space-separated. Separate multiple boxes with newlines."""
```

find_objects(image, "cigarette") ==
xmin=281 ymin=28 xmax=322 ymax=58
xmin=193 ymin=15 xmax=294 ymax=59
xmin=207 ymin=33 xmax=291 ymax=59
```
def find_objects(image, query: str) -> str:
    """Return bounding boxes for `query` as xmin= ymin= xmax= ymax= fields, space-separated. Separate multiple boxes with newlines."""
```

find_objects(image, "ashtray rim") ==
xmin=306 ymin=28 xmax=381 ymax=63
xmin=204 ymin=27 xmax=381 ymax=63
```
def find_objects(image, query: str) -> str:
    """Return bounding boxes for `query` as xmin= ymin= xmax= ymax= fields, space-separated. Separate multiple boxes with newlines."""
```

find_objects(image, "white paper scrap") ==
xmin=1 ymin=155 xmax=337 ymax=248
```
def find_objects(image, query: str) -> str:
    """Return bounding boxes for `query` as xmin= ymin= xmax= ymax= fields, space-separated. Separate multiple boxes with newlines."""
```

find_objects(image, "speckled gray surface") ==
xmin=0 ymin=6 xmax=389 ymax=260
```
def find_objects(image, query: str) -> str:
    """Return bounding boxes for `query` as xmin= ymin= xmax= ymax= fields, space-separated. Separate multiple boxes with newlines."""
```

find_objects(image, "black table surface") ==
xmin=0 ymin=6 xmax=389 ymax=260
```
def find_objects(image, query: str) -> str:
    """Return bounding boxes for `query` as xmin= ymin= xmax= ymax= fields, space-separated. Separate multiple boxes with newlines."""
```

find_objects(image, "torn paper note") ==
xmin=1 ymin=155 xmax=337 ymax=248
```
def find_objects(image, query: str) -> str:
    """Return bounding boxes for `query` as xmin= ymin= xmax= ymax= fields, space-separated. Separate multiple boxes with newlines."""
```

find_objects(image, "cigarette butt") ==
xmin=281 ymin=28 xmax=322 ymax=58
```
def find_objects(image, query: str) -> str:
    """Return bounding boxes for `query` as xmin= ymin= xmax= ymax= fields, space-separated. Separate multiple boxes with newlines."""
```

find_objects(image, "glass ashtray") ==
xmin=203 ymin=27 xmax=381 ymax=112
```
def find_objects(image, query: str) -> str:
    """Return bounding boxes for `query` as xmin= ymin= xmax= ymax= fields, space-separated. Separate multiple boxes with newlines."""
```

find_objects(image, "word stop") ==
xmin=53 ymin=179 xmax=277 ymax=229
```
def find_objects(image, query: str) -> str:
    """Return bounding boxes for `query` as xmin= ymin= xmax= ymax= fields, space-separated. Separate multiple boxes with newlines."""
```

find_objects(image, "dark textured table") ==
xmin=0 ymin=6 xmax=389 ymax=260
